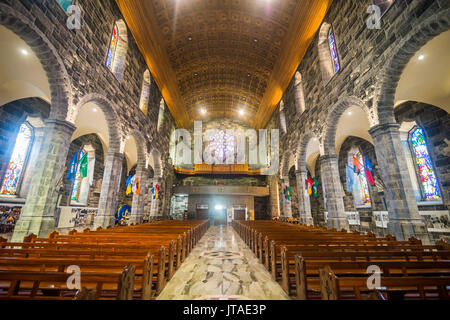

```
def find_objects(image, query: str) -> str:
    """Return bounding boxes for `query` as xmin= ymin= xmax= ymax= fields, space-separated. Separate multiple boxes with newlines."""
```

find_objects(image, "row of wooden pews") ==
xmin=0 ymin=220 xmax=209 ymax=300
xmin=233 ymin=220 xmax=450 ymax=300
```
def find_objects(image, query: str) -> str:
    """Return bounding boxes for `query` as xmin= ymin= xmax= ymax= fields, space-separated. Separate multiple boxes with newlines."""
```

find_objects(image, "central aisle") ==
xmin=157 ymin=225 xmax=289 ymax=300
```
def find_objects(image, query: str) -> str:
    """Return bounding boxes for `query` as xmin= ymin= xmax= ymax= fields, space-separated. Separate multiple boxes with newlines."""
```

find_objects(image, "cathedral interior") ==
xmin=0 ymin=0 xmax=449 ymax=304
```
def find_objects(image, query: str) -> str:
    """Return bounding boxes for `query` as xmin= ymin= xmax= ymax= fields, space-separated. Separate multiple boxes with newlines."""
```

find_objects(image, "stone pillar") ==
xmin=19 ymin=126 xmax=45 ymax=199
xmin=319 ymin=155 xmax=349 ymax=230
xmin=280 ymin=178 xmax=293 ymax=218
xmin=369 ymin=123 xmax=430 ymax=243
xmin=295 ymin=169 xmax=314 ymax=225
xmin=12 ymin=119 xmax=76 ymax=241
xmin=94 ymin=152 xmax=124 ymax=228
xmin=129 ymin=166 xmax=148 ymax=224
xmin=149 ymin=178 xmax=162 ymax=217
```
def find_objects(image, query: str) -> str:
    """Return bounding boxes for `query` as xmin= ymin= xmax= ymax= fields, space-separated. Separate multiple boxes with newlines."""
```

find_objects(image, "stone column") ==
xmin=11 ymin=119 xmax=76 ymax=241
xmin=319 ymin=155 xmax=349 ymax=230
xmin=129 ymin=166 xmax=148 ymax=224
xmin=369 ymin=123 xmax=430 ymax=243
xmin=149 ymin=178 xmax=162 ymax=217
xmin=280 ymin=178 xmax=293 ymax=218
xmin=93 ymin=152 xmax=124 ymax=228
xmin=295 ymin=169 xmax=314 ymax=225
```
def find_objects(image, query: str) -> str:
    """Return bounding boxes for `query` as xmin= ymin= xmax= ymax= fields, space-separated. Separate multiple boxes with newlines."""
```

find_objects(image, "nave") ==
xmin=1 ymin=219 xmax=449 ymax=300
xmin=157 ymin=225 xmax=288 ymax=300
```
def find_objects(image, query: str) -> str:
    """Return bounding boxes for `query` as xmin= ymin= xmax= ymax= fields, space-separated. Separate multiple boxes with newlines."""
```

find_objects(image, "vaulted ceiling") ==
xmin=116 ymin=0 xmax=333 ymax=129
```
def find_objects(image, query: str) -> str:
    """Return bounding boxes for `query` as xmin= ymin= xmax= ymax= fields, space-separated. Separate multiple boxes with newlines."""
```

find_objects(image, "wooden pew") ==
xmin=0 ymin=220 xmax=209 ymax=300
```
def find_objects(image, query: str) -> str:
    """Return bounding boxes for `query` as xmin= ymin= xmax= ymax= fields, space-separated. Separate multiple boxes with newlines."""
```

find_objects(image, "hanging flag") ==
xmin=305 ymin=177 xmax=313 ymax=196
xmin=66 ymin=152 xmax=79 ymax=181
xmin=126 ymin=175 xmax=133 ymax=196
xmin=152 ymin=184 xmax=160 ymax=200
xmin=353 ymin=156 xmax=361 ymax=175
xmin=125 ymin=175 xmax=132 ymax=188
xmin=313 ymin=178 xmax=319 ymax=199
xmin=132 ymin=177 xmax=140 ymax=195
xmin=79 ymin=152 xmax=88 ymax=179
xmin=346 ymin=164 xmax=355 ymax=193
xmin=364 ymin=156 xmax=375 ymax=186
xmin=155 ymin=184 xmax=159 ymax=199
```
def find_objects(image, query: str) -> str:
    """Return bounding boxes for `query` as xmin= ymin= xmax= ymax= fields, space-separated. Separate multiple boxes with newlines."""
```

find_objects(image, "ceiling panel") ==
xmin=116 ymin=0 xmax=333 ymax=128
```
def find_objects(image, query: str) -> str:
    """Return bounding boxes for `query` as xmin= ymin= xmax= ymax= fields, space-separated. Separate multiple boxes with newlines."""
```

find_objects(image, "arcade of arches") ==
xmin=1 ymin=0 xmax=449 ymax=243
xmin=0 ymin=0 xmax=449 ymax=301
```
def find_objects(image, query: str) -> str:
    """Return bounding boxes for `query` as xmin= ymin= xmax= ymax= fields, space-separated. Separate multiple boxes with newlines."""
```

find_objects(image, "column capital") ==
xmin=368 ymin=122 xmax=401 ymax=138
xmin=105 ymin=151 xmax=125 ymax=160
xmin=295 ymin=169 xmax=307 ymax=176
xmin=44 ymin=118 xmax=76 ymax=133
xmin=319 ymin=154 xmax=338 ymax=162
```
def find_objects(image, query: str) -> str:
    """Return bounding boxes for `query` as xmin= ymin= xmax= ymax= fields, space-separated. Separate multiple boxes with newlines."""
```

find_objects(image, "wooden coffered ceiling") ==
xmin=116 ymin=0 xmax=333 ymax=129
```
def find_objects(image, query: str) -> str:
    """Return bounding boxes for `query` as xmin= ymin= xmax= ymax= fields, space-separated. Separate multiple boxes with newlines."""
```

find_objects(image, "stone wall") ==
xmin=1 ymin=0 xmax=176 ymax=233
xmin=277 ymin=0 xmax=448 ymax=158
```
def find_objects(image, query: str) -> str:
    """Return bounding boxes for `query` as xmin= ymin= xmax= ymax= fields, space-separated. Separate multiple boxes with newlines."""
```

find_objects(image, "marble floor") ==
xmin=157 ymin=225 xmax=289 ymax=300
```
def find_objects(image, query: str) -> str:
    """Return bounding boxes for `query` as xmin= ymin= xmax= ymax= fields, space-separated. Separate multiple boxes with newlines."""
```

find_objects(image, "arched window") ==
xmin=57 ymin=0 xmax=72 ymax=12
xmin=70 ymin=145 xmax=95 ymax=206
xmin=347 ymin=149 xmax=371 ymax=207
xmin=328 ymin=29 xmax=340 ymax=74
xmin=279 ymin=100 xmax=287 ymax=135
xmin=318 ymin=23 xmax=340 ymax=84
xmin=139 ymin=70 xmax=151 ymax=115
xmin=1 ymin=122 xmax=33 ymax=196
xmin=157 ymin=99 xmax=165 ymax=132
xmin=294 ymin=72 xmax=306 ymax=114
xmin=106 ymin=20 xmax=128 ymax=81
xmin=409 ymin=127 xmax=441 ymax=201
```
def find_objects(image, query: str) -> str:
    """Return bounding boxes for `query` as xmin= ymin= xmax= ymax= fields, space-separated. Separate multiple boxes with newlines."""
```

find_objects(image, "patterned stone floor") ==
xmin=157 ymin=225 xmax=289 ymax=300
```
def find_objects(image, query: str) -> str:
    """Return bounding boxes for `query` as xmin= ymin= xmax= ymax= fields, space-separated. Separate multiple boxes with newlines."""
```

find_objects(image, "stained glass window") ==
xmin=356 ymin=153 xmax=371 ymax=206
xmin=328 ymin=29 xmax=340 ymax=73
xmin=57 ymin=0 xmax=72 ymax=13
xmin=106 ymin=24 xmax=119 ymax=71
xmin=208 ymin=130 xmax=235 ymax=163
xmin=373 ymin=0 xmax=395 ymax=17
xmin=1 ymin=123 xmax=33 ymax=196
xmin=348 ymin=151 xmax=371 ymax=207
xmin=70 ymin=151 xmax=85 ymax=202
xmin=409 ymin=127 xmax=441 ymax=201
xmin=157 ymin=99 xmax=165 ymax=132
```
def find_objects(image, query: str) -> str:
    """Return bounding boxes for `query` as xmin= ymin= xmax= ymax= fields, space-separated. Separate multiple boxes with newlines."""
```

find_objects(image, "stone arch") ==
xmin=125 ymin=129 xmax=148 ymax=171
xmin=375 ymin=8 xmax=450 ymax=125
xmin=71 ymin=93 xmax=122 ymax=153
xmin=0 ymin=3 xmax=72 ymax=120
xmin=280 ymin=150 xmax=295 ymax=179
xmin=296 ymin=131 xmax=322 ymax=169
xmin=148 ymin=148 xmax=163 ymax=178
xmin=322 ymin=96 xmax=373 ymax=155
